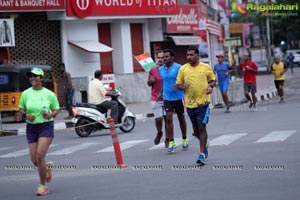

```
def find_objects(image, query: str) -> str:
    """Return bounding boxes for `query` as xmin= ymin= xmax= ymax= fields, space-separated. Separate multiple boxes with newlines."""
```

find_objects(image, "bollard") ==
xmin=107 ymin=118 xmax=127 ymax=168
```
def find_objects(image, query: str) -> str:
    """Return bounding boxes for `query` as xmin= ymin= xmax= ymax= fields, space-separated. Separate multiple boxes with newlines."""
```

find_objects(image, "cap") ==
xmin=216 ymin=54 xmax=224 ymax=58
xmin=27 ymin=67 xmax=44 ymax=77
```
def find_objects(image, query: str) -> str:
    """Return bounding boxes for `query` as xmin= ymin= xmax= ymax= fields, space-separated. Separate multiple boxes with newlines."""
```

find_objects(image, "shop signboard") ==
xmin=0 ymin=0 xmax=65 ymax=11
xmin=67 ymin=0 xmax=179 ymax=18
xmin=166 ymin=4 xmax=199 ymax=33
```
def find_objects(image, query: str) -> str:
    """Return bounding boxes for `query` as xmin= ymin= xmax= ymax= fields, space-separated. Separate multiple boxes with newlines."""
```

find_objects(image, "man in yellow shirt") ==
xmin=176 ymin=46 xmax=216 ymax=166
xmin=270 ymin=55 xmax=288 ymax=103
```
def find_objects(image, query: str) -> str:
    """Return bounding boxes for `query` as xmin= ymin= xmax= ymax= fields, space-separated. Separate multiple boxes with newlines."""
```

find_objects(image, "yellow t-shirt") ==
xmin=271 ymin=62 xmax=286 ymax=80
xmin=176 ymin=62 xmax=216 ymax=108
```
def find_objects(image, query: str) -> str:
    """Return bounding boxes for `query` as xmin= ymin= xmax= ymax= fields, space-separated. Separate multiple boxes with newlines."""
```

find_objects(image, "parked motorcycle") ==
xmin=72 ymin=90 xmax=135 ymax=137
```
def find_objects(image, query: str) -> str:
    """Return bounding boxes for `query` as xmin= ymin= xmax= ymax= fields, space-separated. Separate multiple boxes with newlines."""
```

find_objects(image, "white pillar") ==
xmin=111 ymin=20 xmax=133 ymax=74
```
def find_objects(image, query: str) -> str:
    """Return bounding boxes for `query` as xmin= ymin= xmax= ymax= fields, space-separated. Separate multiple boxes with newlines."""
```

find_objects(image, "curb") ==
xmin=257 ymin=90 xmax=278 ymax=101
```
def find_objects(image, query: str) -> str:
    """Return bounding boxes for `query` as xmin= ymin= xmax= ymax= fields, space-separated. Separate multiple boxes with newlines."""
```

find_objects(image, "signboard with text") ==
xmin=0 ymin=0 xmax=65 ymax=11
xmin=166 ymin=4 xmax=199 ymax=33
xmin=67 ymin=0 xmax=179 ymax=18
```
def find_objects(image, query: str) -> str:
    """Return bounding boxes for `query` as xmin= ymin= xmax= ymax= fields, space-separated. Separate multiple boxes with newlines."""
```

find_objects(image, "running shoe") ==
xmin=154 ymin=131 xmax=163 ymax=145
xmin=204 ymin=140 xmax=209 ymax=159
xmin=36 ymin=184 xmax=48 ymax=196
xmin=164 ymin=138 xmax=169 ymax=148
xmin=279 ymin=97 xmax=285 ymax=103
xmin=196 ymin=153 xmax=206 ymax=166
xmin=182 ymin=139 xmax=189 ymax=151
xmin=45 ymin=161 xmax=54 ymax=183
xmin=249 ymin=102 xmax=253 ymax=109
xmin=167 ymin=141 xmax=176 ymax=153
xmin=225 ymin=106 xmax=231 ymax=113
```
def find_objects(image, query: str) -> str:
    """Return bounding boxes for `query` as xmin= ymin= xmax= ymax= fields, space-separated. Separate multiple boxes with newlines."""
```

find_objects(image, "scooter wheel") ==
xmin=120 ymin=117 xmax=135 ymax=133
xmin=75 ymin=118 xmax=93 ymax=137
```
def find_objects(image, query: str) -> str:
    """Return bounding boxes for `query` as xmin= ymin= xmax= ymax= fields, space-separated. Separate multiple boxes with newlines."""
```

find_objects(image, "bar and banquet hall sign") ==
xmin=0 ymin=0 xmax=65 ymax=11
xmin=67 ymin=0 xmax=179 ymax=18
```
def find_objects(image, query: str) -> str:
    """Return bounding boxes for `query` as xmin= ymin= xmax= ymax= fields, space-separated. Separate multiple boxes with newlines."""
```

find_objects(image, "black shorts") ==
xmin=26 ymin=121 xmax=54 ymax=144
xmin=244 ymin=83 xmax=257 ymax=93
xmin=163 ymin=99 xmax=185 ymax=115
xmin=187 ymin=104 xmax=210 ymax=126
xmin=274 ymin=80 xmax=284 ymax=89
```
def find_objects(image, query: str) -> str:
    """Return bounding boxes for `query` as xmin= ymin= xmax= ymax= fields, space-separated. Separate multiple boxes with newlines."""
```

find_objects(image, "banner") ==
xmin=0 ymin=0 xmax=65 ymax=11
xmin=0 ymin=19 xmax=15 ymax=47
xmin=134 ymin=52 xmax=156 ymax=72
xmin=67 ymin=0 xmax=179 ymax=18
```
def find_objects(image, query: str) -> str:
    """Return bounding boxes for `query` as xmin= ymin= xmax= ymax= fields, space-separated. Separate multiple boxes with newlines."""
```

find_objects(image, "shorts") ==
xmin=218 ymin=81 xmax=230 ymax=93
xmin=150 ymin=101 xmax=165 ymax=118
xmin=163 ymin=99 xmax=185 ymax=115
xmin=274 ymin=80 xmax=284 ymax=89
xmin=26 ymin=121 xmax=54 ymax=144
xmin=186 ymin=104 xmax=210 ymax=126
xmin=244 ymin=83 xmax=257 ymax=93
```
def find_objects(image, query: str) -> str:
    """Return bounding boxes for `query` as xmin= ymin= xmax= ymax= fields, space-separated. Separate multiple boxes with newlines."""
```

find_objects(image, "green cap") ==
xmin=27 ymin=67 xmax=44 ymax=77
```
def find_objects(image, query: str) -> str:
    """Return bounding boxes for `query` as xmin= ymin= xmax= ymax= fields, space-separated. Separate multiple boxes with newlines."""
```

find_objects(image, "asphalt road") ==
xmin=0 ymin=70 xmax=299 ymax=200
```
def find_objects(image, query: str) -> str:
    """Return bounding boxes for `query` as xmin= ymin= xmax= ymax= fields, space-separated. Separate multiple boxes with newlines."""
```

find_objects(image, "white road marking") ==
xmin=97 ymin=140 xmax=149 ymax=153
xmin=149 ymin=137 xmax=193 ymax=150
xmin=255 ymin=130 xmax=296 ymax=143
xmin=210 ymin=133 xmax=248 ymax=146
xmin=48 ymin=143 xmax=97 ymax=155
xmin=0 ymin=145 xmax=57 ymax=158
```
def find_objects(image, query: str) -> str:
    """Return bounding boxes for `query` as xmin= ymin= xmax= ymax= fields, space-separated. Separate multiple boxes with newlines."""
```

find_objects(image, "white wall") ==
xmin=148 ymin=19 xmax=164 ymax=42
xmin=61 ymin=20 xmax=100 ymax=78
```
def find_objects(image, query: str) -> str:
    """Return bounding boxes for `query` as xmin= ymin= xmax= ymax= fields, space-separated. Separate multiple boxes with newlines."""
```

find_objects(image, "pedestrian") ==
xmin=270 ymin=55 xmax=288 ymax=103
xmin=158 ymin=49 xmax=187 ymax=153
xmin=88 ymin=70 xmax=119 ymax=123
xmin=240 ymin=52 xmax=258 ymax=110
xmin=19 ymin=67 xmax=60 ymax=196
xmin=59 ymin=63 xmax=74 ymax=120
xmin=147 ymin=50 xmax=168 ymax=147
xmin=287 ymin=52 xmax=295 ymax=74
xmin=214 ymin=54 xmax=232 ymax=113
xmin=176 ymin=46 xmax=216 ymax=166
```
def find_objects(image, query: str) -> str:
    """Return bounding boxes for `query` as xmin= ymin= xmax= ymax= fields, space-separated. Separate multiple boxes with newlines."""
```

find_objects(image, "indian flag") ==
xmin=135 ymin=52 xmax=156 ymax=72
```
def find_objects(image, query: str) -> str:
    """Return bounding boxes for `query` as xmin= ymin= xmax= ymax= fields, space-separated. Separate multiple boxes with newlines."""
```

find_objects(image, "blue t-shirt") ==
xmin=214 ymin=62 xmax=231 ymax=83
xmin=159 ymin=62 xmax=184 ymax=101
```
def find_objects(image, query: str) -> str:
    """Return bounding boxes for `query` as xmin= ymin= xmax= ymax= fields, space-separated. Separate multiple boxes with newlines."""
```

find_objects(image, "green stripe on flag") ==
xmin=143 ymin=62 xmax=156 ymax=71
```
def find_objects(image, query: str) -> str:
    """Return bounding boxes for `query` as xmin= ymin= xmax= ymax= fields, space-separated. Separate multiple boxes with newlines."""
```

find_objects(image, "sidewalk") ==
xmin=0 ymin=73 xmax=279 ymax=136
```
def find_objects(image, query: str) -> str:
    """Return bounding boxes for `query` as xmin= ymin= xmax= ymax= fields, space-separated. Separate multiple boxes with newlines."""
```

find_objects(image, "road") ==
xmin=0 ymin=70 xmax=299 ymax=200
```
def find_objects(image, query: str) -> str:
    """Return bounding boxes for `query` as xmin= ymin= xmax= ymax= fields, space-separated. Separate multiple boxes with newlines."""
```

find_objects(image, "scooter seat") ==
xmin=76 ymin=103 xmax=97 ymax=109
xmin=76 ymin=103 xmax=107 ymax=113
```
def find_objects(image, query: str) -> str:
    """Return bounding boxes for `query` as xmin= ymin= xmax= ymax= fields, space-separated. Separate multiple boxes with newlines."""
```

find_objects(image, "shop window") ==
xmin=130 ymin=23 xmax=144 ymax=72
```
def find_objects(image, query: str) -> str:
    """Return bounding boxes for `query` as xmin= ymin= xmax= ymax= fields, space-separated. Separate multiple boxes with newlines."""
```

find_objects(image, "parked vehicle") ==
xmin=0 ymin=64 xmax=57 ymax=122
xmin=72 ymin=90 xmax=135 ymax=137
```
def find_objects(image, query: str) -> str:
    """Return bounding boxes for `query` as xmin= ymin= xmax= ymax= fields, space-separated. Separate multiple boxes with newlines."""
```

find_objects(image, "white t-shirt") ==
xmin=88 ymin=78 xmax=107 ymax=105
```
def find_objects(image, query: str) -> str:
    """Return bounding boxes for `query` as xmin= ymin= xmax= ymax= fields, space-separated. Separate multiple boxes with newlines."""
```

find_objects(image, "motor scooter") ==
xmin=72 ymin=90 xmax=135 ymax=137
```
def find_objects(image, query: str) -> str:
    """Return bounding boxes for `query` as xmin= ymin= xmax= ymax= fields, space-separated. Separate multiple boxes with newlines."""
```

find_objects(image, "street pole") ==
xmin=0 ymin=111 xmax=3 ymax=131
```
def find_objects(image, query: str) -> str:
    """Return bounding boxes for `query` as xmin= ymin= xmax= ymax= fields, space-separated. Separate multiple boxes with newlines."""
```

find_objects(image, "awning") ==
xmin=68 ymin=40 xmax=113 ymax=53
xmin=170 ymin=36 xmax=202 ymax=46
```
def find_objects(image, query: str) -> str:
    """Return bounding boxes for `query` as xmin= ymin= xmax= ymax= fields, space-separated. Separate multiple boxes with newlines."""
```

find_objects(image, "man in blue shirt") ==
xmin=159 ymin=49 xmax=187 ymax=153
xmin=214 ymin=54 xmax=232 ymax=113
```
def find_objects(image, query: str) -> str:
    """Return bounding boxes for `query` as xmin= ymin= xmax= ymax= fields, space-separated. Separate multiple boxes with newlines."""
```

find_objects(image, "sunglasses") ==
xmin=29 ymin=74 xmax=41 ymax=78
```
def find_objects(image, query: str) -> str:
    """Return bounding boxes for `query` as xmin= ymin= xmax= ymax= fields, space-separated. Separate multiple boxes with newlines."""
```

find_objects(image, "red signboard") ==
xmin=0 ymin=0 xmax=65 ymax=11
xmin=67 ymin=0 xmax=179 ymax=17
xmin=166 ymin=4 xmax=199 ymax=33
